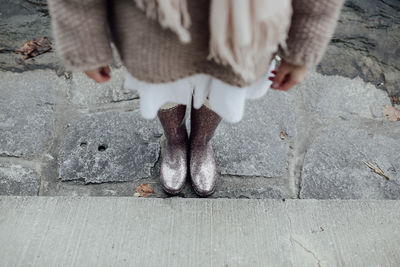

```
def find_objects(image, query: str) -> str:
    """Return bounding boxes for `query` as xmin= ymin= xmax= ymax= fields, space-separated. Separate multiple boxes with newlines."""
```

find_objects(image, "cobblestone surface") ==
xmin=58 ymin=110 xmax=162 ymax=183
xmin=0 ymin=162 xmax=40 ymax=195
xmin=1 ymin=0 xmax=399 ymax=198
xmin=0 ymin=70 xmax=64 ymax=158
xmin=0 ymin=68 xmax=398 ymax=199
xmin=213 ymin=89 xmax=295 ymax=177
xmin=70 ymin=68 xmax=138 ymax=106
xmin=301 ymin=121 xmax=400 ymax=199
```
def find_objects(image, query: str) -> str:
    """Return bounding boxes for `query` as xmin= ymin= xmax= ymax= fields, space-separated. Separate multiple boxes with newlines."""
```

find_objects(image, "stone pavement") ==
xmin=0 ymin=0 xmax=399 ymax=199
xmin=1 ymin=2 xmax=399 ymax=266
xmin=1 ymin=196 xmax=399 ymax=266
xmin=0 ymin=67 xmax=399 ymax=199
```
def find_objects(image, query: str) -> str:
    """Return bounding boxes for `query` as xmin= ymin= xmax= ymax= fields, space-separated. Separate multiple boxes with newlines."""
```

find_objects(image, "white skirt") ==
xmin=124 ymin=60 xmax=276 ymax=123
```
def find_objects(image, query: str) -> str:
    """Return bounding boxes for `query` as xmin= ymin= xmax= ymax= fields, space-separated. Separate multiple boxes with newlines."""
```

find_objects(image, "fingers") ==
xmin=277 ymin=75 xmax=298 ymax=91
xmin=85 ymin=70 xmax=109 ymax=83
xmin=270 ymin=72 xmax=303 ymax=91
xmin=269 ymin=61 xmax=307 ymax=91
xmin=100 ymin=66 xmax=111 ymax=77
xmin=84 ymin=66 xmax=111 ymax=83
xmin=270 ymin=67 xmax=289 ymax=90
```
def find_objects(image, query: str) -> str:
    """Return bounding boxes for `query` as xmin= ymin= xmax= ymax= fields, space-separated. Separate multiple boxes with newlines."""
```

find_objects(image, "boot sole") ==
xmin=190 ymin=177 xmax=216 ymax=197
xmin=161 ymin=183 xmax=185 ymax=195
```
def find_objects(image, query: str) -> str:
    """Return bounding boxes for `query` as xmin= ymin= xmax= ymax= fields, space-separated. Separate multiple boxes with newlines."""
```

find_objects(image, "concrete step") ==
xmin=1 ymin=197 xmax=399 ymax=266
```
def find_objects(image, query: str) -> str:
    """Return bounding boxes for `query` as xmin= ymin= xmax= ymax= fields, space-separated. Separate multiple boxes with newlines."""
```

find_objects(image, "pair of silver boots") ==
xmin=157 ymin=103 xmax=221 ymax=197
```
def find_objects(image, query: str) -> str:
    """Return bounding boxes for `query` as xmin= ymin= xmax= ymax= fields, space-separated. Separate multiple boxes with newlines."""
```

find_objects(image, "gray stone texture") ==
xmin=1 ymin=197 xmax=400 ymax=266
xmin=70 ymin=67 xmax=138 ymax=106
xmin=301 ymin=121 xmax=400 ymax=199
xmin=58 ymin=110 xmax=163 ymax=183
xmin=294 ymin=71 xmax=390 ymax=121
xmin=0 ymin=0 xmax=51 ymax=50
xmin=0 ymin=70 xmax=64 ymax=158
xmin=213 ymin=89 xmax=295 ymax=177
xmin=212 ymin=176 xmax=291 ymax=199
xmin=0 ymin=162 xmax=40 ymax=195
xmin=0 ymin=0 xmax=62 ymax=73
xmin=41 ymin=179 xmax=165 ymax=198
xmin=0 ymin=0 xmax=399 ymax=200
xmin=294 ymin=72 xmax=400 ymax=199
xmin=317 ymin=0 xmax=400 ymax=96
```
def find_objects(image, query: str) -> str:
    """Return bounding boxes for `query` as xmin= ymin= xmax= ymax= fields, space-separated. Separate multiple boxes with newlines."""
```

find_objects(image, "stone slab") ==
xmin=0 ymin=0 xmax=62 ymax=73
xmin=58 ymin=110 xmax=163 ymax=183
xmin=0 ymin=0 xmax=51 ymax=49
xmin=301 ymin=121 xmax=400 ymax=199
xmin=1 ymin=197 xmax=399 ymax=266
xmin=0 ymin=163 xmax=40 ymax=195
xmin=212 ymin=176 xmax=292 ymax=199
xmin=0 ymin=70 xmax=65 ymax=158
xmin=0 ymin=52 xmax=64 ymax=73
xmin=317 ymin=0 xmax=400 ymax=96
xmin=70 ymin=67 xmax=138 ymax=106
xmin=294 ymin=71 xmax=390 ymax=121
xmin=41 ymin=179 xmax=167 ymax=198
xmin=213 ymin=89 xmax=295 ymax=177
xmin=41 ymin=175 xmax=293 ymax=199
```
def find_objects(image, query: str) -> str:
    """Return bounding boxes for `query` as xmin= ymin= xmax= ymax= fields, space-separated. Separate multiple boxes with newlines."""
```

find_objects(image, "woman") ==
xmin=48 ymin=0 xmax=344 ymax=196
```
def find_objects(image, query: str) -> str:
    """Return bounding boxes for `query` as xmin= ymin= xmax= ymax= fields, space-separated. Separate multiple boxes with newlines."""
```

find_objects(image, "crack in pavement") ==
xmin=287 ymin=212 xmax=322 ymax=267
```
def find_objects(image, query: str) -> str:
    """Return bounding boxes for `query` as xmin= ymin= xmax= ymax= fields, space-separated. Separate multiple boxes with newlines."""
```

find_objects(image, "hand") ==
xmin=84 ymin=66 xmax=111 ymax=83
xmin=269 ymin=60 xmax=307 ymax=91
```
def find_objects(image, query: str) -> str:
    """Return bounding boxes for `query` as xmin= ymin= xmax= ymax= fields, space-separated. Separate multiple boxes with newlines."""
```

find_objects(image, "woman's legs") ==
xmin=189 ymin=97 xmax=222 ymax=197
xmin=157 ymin=102 xmax=189 ymax=194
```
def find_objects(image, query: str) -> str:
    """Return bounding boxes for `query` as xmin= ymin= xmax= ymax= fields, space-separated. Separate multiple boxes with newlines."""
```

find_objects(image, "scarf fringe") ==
xmin=133 ymin=0 xmax=191 ymax=43
xmin=208 ymin=0 xmax=292 ymax=82
xmin=133 ymin=0 xmax=292 ymax=82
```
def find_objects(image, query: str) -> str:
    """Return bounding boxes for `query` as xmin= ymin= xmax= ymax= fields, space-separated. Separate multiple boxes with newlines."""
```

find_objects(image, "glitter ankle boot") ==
xmin=189 ymin=104 xmax=222 ymax=197
xmin=157 ymin=104 xmax=189 ymax=195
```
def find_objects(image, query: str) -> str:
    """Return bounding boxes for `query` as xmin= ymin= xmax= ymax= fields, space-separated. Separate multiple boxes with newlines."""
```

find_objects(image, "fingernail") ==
xmin=272 ymin=82 xmax=278 ymax=88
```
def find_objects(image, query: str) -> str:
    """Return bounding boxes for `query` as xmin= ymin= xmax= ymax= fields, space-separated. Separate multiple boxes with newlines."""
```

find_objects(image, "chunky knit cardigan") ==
xmin=47 ymin=0 xmax=344 ymax=87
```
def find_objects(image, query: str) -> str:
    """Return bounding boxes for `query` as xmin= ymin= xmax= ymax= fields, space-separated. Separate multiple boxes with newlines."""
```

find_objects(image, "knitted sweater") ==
xmin=47 ymin=0 xmax=344 ymax=87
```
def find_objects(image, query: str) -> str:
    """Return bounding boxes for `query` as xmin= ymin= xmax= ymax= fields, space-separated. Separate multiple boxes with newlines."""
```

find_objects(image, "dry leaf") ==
xmin=382 ymin=105 xmax=400 ymax=122
xmin=364 ymin=162 xmax=390 ymax=180
xmin=136 ymin=183 xmax=154 ymax=197
xmin=14 ymin=37 xmax=52 ymax=59
xmin=393 ymin=96 xmax=399 ymax=104
xmin=280 ymin=131 xmax=286 ymax=140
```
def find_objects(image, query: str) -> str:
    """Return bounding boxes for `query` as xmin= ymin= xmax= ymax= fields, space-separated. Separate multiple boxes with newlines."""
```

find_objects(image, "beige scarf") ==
xmin=133 ymin=0 xmax=292 ymax=82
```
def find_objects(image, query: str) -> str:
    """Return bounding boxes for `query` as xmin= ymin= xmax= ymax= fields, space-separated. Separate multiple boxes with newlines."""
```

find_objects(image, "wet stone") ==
xmin=58 ymin=110 xmax=162 ymax=183
xmin=317 ymin=0 xmax=400 ymax=96
xmin=300 ymin=121 xmax=400 ymax=199
xmin=0 ymin=70 xmax=62 ymax=158
xmin=70 ymin=68 xmax=138 ymax=106
xmin=212 ymin=90 xmax=295 ymax=177
xmin=0 ymin=162 xmax=40 ymax=195
xmin=295 ymin=72 xmax=390 ymax=121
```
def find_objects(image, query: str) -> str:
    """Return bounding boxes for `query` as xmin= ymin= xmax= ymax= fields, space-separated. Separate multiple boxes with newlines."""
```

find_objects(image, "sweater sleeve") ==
xmin=280 ymin=0 xmax=345 ymax=67
xmin=47 ymin=0 xmax=113 ymax=71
